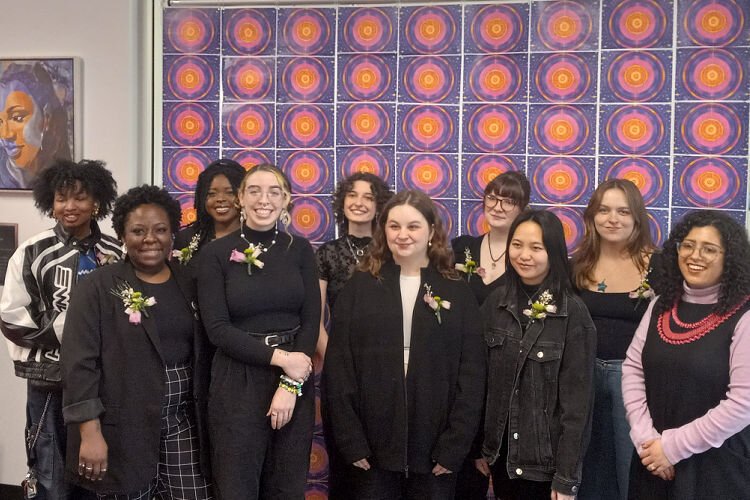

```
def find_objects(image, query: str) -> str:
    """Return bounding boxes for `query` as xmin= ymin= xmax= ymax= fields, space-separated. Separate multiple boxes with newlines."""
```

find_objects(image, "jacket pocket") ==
xmin=485 ymin=328 xmax=510 ymax=348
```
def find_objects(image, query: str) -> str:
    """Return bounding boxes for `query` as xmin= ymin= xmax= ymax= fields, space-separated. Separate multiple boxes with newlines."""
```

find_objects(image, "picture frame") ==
xmin=0 ymin=57 xmax=81 ymax=191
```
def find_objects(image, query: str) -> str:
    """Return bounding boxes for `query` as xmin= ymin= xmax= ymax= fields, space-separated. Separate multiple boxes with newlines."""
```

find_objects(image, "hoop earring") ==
xmin=280 ymin=208 xmax=291 ymax=227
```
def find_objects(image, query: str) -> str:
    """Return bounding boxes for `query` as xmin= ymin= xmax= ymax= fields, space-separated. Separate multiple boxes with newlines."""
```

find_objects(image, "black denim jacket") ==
xmin=481 ymin=284 xmax=596 ymax=496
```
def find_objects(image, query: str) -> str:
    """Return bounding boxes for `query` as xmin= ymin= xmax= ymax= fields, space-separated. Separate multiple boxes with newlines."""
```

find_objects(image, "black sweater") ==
xmin=324 ymin=262 xmax=486 ymax=474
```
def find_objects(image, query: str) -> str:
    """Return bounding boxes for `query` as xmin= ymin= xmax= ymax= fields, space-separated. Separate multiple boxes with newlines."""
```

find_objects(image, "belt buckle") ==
xmin=264 ymin=335 xmax=281 ymax=347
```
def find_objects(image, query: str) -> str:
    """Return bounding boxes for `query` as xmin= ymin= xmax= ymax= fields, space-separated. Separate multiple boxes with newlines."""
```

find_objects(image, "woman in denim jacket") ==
xmin=480 ymin=210 xmax=596 ymax=500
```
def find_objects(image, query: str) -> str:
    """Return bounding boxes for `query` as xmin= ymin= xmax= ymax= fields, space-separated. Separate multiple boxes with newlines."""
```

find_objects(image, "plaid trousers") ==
xmin=98 ymin=364 xmax=213 ymax=500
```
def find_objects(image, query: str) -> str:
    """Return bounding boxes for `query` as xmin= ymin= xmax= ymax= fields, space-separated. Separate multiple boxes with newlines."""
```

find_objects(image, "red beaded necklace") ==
xmin=658 ymin=295 xmax=750 ymax=345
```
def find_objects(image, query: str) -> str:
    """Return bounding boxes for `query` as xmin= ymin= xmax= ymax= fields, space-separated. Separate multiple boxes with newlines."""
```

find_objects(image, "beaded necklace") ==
xmin=240 ymin=226 xmax=278 ymax=253
xmin=657 ymin=295 xmax=750 ymax=345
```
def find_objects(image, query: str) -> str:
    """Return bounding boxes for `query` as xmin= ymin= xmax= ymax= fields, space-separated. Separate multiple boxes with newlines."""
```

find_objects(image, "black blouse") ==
xmin=451 ymin=234 xmax=506 ymax=307
xmin=316 ymin=235 xmax=371 ymax=308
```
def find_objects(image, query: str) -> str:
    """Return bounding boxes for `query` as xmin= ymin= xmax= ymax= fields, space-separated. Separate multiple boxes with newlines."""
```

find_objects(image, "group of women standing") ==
xmin=2 ymin=157 xmax=749 ymax=500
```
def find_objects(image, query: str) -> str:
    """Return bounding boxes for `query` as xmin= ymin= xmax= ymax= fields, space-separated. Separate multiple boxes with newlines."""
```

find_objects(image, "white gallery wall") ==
xmin=0 ymin=0 xmax=148 ymax=484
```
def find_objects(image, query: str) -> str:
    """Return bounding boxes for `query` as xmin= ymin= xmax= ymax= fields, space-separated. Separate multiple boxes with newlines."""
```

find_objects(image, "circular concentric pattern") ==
xmin=231 ymin=149 xmax=272 ymax=170
xmin=281 ymin=105 xmax=330 ymax=149
xmin=532 ymin=156 xmax=590 ymax=204
xmin=468 ymin=55 xmax=524 ymax=102
xmin=465 ymin=202 xmax=490 ymax=235
xmin=607 ymin=51 xmax=667 ymax=102
xmin=282 ymin=9 xmax=332 ymax=55
xmin=681 ymin=49 xmax=743 ymax=100
xmin=683 ymin=0 xmax=745 ymax=46
xmin=342 ymin=8 xmax=395 ymax=52
xmin=605 ymin=105 xmax=665 ymax=155
xmin=403 ymin=6 xmax=458 ymax=54
xmin=533 ymin=105 xmax=590 ymax=154
xmin=339 ymin=147 xmax=392 ymax=179
xmin=680 ymin=103 xmax=742 ymax=155
xmin=647 ymin=212 xmax=666 ymax=247
xmin=165 ymin=9 xmax=216 ymax=53
xmin=547 ymin=206 xmax=584 ymax=253
xmin=469 ymin=4 xmax=525 ymax=53
xmin=224 ymin=8 xmax=273 ymax=55
xmin=225 ymin=58 xmax=273 ymax=101
xmin=608 ymin=0 xmax=668 ymax=48
xmin=340 ymin=103 xmax=391 ymax=145
xmin=402 ymin=56 xmax=456 ymax=103
xmin=604 ymin=157 xmax=666 ymax=205
xmin=678 ymin=157 xmax=742 ymax=208
xmin=400 ymin=105 xmax=454 ymax=152
xmin=281 ymin=57 xmax=331 ymax=102
xmin=465 ymin=155 xmax=520 ymax=198
xmin=536 ymin=1 xmax=594 ymax=51
xmin=399 ymin=154 xmax=454 ymax=197
xmin=165 ymin=149 xmax=210 ymax=192
xmin=305 ymin=482 xmax=329 ymax=500
xmin=290 ymin=197 xmax=332 ymax=242
xmin=165 ymin=102 xmax=215 ymax=147
xmin=281 ymin=150 xmax=330 ymax=194
xmin=466 ymin=105 xmax=522 ymax=153
xmin=307 ymin=435 xmax=329 ymax=481
xmin=166 ymin=56 xmax=215 ymax=100
xmin=225 ymin=104 xmax=273 ymax=148
xmin=175 ymin=193 xmax=198 ymax=227
xmin=432 ymin=200 xmax=455 ymax=237
xmin=534 ymin=53 xmax=592 ymax=102
xmin=341 ymin=55 xmax=392 ymax=101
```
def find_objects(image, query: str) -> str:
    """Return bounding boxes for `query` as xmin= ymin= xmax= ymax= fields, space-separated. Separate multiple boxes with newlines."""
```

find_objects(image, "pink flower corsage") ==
xmin=424 ymin=283 xmax=451 ymax=325
xmin=230 ymin=243 xmax=265 ymax=275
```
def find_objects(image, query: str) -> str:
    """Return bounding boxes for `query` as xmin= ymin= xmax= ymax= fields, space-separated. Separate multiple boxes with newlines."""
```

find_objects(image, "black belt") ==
xmin=248 ymin=326 xmax=300 ymax=347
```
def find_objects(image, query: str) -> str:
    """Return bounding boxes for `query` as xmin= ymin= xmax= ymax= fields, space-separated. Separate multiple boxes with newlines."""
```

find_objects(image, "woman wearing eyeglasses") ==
xmin=623 ymin=210 xmax=750 ymax=499
xmin=450 ymin=170 xmax=530 ymax=499
xmin=197 ymin=164 xmax=320 ymax=499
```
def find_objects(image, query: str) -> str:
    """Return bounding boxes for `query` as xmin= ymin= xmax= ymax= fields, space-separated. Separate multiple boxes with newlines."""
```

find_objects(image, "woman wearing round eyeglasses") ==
xmin=623 ymin=210 xmax=750 ymax=499
xmin=450 ymin=170 xmax=530 ymax=499
xmin=197 ymin=164 xmax=320 ymax=499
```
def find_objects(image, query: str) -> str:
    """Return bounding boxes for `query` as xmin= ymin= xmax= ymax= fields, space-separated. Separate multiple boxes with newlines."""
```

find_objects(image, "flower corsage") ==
xmin=172 ymin=232 xmax=201 ymax=264
xmin=230 ymin=243 xmax=265 ymax=275
xmin=110 ymin=281 xmax=156 ymax=325
xmin=96 ymin=250 xmax=119 ymax=266
xmin=424 ymin=283 xmax=451 ymax=325
xmin=629 ymin=271 xmax=655 ymax=307
xmin=523 ymin=290 xmax=557 ymax=323
xmin=454 ymin=247 xmax=486 ymax=281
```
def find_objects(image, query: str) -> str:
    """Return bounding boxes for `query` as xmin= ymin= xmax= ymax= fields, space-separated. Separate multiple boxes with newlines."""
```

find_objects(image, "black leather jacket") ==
xmin=481 ymin=283 xmax=596 ymax=496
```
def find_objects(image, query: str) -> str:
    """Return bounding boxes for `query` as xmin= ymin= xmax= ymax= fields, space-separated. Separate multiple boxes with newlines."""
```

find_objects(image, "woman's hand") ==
xmin=271 ymin=349 xmax=312 ymax=383
xmin=432 ymin=463 xmax=452 ymax=476
xmin=78 ymin=419 xmax=108 ymax=481
xmin=267 ymin=387 xmax=297 ymax=429
xmin=640 ymin=438 xmax=674 ymax=477
xmin=474 ymin=458 xmax=491 ymax=477
xmin=353 ymin=458 xmax=371 ymax=470
xmin=550 ymin=491 xmax=575 ymax=500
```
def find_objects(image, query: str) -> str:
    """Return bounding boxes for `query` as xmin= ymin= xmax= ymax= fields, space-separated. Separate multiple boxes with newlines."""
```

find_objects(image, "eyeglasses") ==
xmin=484 ymin=194 xmax=518 ymax=211
xmin=244 ymin=187 xmax=283 ymax=201
xmin=676 ymin=240 xmax=724 ymax=261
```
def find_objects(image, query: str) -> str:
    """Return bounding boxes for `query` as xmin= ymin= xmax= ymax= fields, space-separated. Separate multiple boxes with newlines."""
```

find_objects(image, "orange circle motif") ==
xmin=486 ymin=69 xmax=507 ymax=90
xmin=240 ymin=116 xmax=260 ymax=136
xmin=549 ymin=119 xmax=573 ymax=141
xmin=354 ymin=112 xmax=376 ymax=134
xmin=698 ymin=118 xmax=723 ymax=141
xmin=179 ymin=68 xmax=199 ymax=90
xmin=483 ymin=118 xmax=506 ymax=139
xmin=418 ymin=68 xmax=440 ymax=90
xmin=697 ymin=170 xmax=722 ymax=193
xmin=241 ymin=69 xmax=260 ymax=91
xmin=625 ymin=12 xmax=649 ymax=34
xmin=180 ymin=21 xmax=202 ymax=43
xmin=550 ymin=170 xmax=573 ymax=190
xmin=420 ymin=19 xmax=442 ymax=41
xmin=552 ymin=68 xmax=574 ymax=90
xmin=240 ymin=23 xmax=257 ymax=43
xmin=417 ymin=117 xmax=439 ymax=138
xmin=295 ymin=207 xmax=317 ymax=230
xmin=701 ymin=10 xmax=726 ymax=33
xmin=624 ymin=171 xmax=646 ymax=189
xmin=553 ymin=15 xmax=577 ymax=38
xmin=699 ymin=64 xmax=724 ymax=88
xmin=624 ymin=64 xmax=647 ymax=87
xmin=622 ymin=118 xmax=647 ymax=141
xmin=298 ymin=21 xmax=317 ymax=42
xmin=358 ymin=19 xmax=379 ymax=42
xmin=180 ymin=116 xmax=200 ymax=136
xmin=488 ymin=19 xmax=508 ymax=39
xmin=295 ymin=161 xmax=315 ymax=182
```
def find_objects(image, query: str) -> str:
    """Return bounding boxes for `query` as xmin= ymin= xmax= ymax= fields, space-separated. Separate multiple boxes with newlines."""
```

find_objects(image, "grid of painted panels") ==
xmin=162 ymin=0 xmax=750 ymax=252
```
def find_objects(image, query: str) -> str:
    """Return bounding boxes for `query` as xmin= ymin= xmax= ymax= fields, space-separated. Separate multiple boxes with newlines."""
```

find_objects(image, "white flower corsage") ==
xmin=424 ymin=283 xmax=451 ymax=325
xmin=454 ymin=247 xmax=486 ymax=281
xmin=229 ymin=243 xmax=265 ymax=275
xmin=172 ymin=232 xmax=201 ymax=264
xmin=96 ymin=251 xmax=119 ymax=266
xmin=110 ymin=281 xmax=156 ymax=325
xmin=523 ymin=289 xmax=557 ymax=322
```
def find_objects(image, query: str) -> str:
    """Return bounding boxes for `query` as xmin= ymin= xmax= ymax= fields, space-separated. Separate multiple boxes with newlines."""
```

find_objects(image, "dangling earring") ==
xmin=239 ymin=208 xmax=246 ymax=225
xmin=92 ymin=204 xmax=100 ymax=217
xmin=280 ymin=208 xmax=291 ymax=227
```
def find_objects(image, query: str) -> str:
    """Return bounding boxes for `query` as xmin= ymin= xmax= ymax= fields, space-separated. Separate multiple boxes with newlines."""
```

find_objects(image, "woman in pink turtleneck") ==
xmin=622 ymin=210 xmax=750 ymax=499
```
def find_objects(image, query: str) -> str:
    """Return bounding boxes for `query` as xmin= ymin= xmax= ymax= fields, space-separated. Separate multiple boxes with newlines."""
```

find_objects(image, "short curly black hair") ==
xmin=653 ymin=210 xmax=750 ymax=315
xmin=189 ymin=158 xmax=246 ymax=247
xmin=332 ymin=173 xmax=393 ymax=234
xmin=111 ymin=185 xmax=182 ymax=239
xmin=32 ymin=159 xmax=117 ymax=219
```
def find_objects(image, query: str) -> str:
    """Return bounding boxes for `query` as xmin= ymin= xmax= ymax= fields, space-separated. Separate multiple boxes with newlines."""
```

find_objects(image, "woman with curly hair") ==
xmin=61 ymin=185 xmax=213 ymax=498
xmin=0 ymin=159 xmax=121 ymax=500
xmin=324 ymin=190 xmax=486 ymax=498
xmin=623 ymin=210 xmax=750 ymax=499
xmin=173 ymin=158 xmax=246 ymax=268
xmin=314 ymin=172 xmax=392 ymax=498
xmin=573 ymin=179 xmax=657 ymax=500
xmin=197 ymin=164 xmax=320 ymax=499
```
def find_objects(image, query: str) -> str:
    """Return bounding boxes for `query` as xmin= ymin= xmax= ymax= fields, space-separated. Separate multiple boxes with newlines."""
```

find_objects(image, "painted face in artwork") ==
xmin=0 ymin=83 xmax=44 ymax=169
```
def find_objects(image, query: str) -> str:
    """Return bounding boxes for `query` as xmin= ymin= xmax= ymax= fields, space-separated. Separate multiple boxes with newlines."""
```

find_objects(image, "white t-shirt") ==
xmin=400 ymin=274 xmax=421 ymax=375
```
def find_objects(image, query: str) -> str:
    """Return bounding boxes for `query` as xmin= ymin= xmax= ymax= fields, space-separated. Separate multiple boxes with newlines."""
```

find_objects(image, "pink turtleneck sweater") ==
xmin=622 ymin=283 xmax=750 ymax=465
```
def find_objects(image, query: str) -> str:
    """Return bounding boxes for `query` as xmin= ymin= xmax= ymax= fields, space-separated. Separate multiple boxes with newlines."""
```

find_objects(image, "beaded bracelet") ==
xmin=278 ymin=375 xmax=303 ymax=397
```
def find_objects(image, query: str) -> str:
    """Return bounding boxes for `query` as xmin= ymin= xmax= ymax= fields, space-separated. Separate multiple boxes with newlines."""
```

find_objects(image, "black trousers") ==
xmin=351 ymin=466 xmax=457 ymax=500
xmin=208 ymin=351 xmax=314 ymax=500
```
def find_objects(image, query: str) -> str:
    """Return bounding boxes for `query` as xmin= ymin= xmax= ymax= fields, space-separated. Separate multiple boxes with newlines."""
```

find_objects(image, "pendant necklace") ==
xmin=487 ymin=232 xmax=506 ymax=269
xmin=597 ymin=279 xmax=607 ymax=292
xmin=521 ymin=285 xmax=541 ymax=305
xmin=346 ymin=236 xmax=368 ymax=264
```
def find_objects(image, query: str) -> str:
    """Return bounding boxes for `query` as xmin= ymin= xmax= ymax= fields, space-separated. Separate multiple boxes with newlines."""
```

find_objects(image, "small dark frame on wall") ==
xmin=0 ymin=57 xmax=81 ymax=191
xmin=0 ymin=223 xmax=18 ymax=283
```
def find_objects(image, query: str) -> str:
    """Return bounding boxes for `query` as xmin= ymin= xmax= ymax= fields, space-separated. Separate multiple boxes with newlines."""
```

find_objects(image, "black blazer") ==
xmin=60 ymin=260 xmax=212 ymax=493
xmin=324 ymin=262 xmax=486 ymax=474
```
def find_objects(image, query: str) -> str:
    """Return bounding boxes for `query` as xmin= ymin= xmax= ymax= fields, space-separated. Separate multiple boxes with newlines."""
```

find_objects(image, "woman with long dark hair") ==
xmin=623 ymin=210 xmax=750 ymax=499
xmin=481 ymin=210 xmax=596 ymax=500
xmin=325 ymin=190 xmax=486 ymax=498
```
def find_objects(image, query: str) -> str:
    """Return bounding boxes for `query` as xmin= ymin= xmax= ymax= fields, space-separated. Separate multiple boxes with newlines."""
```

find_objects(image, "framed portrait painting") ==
xmin=0 ymin=58 xmax=80 ymax=190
